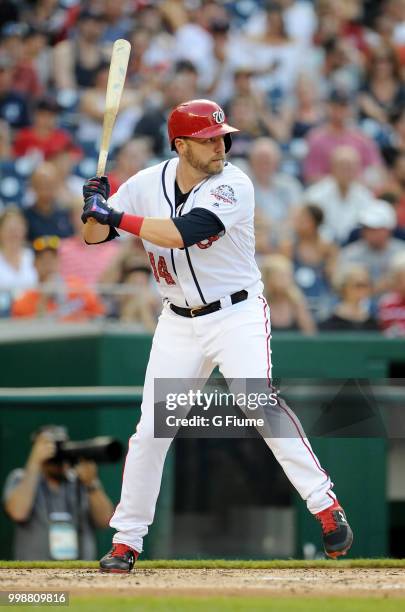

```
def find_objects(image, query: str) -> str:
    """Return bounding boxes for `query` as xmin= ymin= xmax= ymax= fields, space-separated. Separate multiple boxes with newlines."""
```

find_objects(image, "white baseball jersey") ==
xmin=108 ymin=158 xmax=263 ymax=307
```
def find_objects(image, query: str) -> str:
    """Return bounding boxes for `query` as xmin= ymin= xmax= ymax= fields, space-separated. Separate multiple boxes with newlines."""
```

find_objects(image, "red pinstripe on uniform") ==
xmin=258 ymin=295 xmax=335 ymax=503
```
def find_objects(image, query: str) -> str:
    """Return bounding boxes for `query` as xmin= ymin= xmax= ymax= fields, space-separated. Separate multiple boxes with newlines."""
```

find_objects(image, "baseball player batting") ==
xmin=82 ymin=99 xmax=353 ymax=572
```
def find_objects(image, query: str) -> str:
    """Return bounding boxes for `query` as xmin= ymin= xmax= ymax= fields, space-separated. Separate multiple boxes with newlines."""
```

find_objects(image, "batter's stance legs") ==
xmin=101 ymin=297 xmax=352 ymax=571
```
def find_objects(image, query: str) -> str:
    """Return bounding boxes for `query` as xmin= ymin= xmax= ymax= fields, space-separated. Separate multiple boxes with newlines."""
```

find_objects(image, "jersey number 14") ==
xmin=148 ymin=252 xmax=176 ymax=285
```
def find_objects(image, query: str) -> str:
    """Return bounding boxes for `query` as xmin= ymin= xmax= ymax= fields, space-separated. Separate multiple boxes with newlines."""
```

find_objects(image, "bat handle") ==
xmin=96 ymin=149 xmax=108 ymax=177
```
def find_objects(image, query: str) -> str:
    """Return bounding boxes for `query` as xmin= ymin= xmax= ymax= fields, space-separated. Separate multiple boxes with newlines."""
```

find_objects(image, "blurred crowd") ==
xmin=1 ymin=0 xmax=405 ymax=335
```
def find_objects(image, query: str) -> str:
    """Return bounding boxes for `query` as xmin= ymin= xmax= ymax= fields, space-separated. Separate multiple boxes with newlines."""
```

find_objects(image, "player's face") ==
xmin=181 ymin=136 xmax=226 ymax=176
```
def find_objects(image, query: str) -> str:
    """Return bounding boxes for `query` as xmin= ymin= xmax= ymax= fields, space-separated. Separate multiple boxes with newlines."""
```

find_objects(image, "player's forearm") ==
xmin=119 ymin=215 xmax=184 ymax=248
xmin=83 ymin=221 xmax=110 ymax=244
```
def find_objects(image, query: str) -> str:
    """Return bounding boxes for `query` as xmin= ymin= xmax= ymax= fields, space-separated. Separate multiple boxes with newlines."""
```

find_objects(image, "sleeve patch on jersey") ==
xmin=210 ymin=184 xmax=237 ymax=206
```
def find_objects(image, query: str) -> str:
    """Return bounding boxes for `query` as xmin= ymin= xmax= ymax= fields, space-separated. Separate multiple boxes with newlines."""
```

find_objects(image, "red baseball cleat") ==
xmin=99 ymin=543 xmax=139 ymax=573
xmin=316 ymin=500 xmax=353 ymax=558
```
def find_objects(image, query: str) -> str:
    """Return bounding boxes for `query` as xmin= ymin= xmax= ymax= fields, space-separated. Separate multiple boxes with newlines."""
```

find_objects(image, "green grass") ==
xmin=1 ymin=558 xmax=405 ymax=570
xmin=13 ymin=597 xmax=405 ymax=612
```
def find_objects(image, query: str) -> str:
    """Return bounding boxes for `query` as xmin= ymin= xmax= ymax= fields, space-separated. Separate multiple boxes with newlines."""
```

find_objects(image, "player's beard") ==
xmin=183 ymin=143 xmax=224 ymax=175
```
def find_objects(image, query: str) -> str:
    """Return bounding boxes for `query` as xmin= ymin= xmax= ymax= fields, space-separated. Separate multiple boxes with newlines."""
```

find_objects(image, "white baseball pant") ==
xmin=110 ymin=295 xmax=336 ymax=553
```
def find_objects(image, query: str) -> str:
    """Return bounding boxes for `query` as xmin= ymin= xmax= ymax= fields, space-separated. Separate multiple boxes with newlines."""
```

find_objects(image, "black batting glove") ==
xmin=81 ymin=194 xmax=123 ymax=226
xmin=83 ymin=175 xmax=110 ymax=201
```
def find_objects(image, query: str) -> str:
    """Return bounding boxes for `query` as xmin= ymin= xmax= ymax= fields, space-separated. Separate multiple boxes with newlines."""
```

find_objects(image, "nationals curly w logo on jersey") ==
xmin=210 ymin=184 xmax=236 ymax=206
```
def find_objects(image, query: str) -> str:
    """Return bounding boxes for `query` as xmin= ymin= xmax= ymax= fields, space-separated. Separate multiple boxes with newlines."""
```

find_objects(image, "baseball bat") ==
xmin=96 ymin=38 xmax=131 ymax=177
xmin=86 ymin=39 xmax=131 ymax=225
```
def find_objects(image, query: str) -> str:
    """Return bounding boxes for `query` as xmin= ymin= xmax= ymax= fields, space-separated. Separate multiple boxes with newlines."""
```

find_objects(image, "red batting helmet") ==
xmin=168 ymin=99 xmax=239 ymax=153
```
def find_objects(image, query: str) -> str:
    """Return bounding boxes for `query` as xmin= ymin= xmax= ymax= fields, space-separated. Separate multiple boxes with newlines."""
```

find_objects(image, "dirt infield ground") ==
xmin=1 ymin=567 xmax=405 ymax=598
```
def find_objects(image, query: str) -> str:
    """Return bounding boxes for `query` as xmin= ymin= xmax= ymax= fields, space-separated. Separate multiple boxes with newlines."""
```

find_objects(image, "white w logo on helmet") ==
xmin=212 ymin=109 xmax=225 ymax=124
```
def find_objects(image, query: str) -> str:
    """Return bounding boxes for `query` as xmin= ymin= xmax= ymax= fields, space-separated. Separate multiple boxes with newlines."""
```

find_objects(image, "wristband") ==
xmin=118 ymin=213 xmax=145 ymax=236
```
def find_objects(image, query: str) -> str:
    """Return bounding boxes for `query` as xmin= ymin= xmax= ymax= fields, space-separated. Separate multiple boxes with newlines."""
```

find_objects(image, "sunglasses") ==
xmin=32 ymin=235 xmax=60 ymax=252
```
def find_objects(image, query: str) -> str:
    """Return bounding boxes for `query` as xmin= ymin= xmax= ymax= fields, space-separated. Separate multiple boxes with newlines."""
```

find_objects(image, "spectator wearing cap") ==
xmin=303 ymin=89 xmax=384 ymax=186
xmin=0 ymin=51 xmax=30 ymax=128
xmin=305 ymin=145 xmax=374 ymax=243
xmin=247 ymin=137 xmax=302 ymax=242
xmin=378 ymin=252 xmax=405 ymax=337
xmin=52 ymin=8 xmax=107 ymax=92
xmin=12 ymin=235 xmax=104 ymax=321
xmin=3 ymin=425 xmax=113 ymax=560
xmin=24 ymin=162 xmax=73 ymax=241
xmin=337 ymin=199 xmax=405 ymax=295
xmin=319 ymin=264 xmax=378 ymax=332
xmin=13 ymin=97 xmax=82 ymax=160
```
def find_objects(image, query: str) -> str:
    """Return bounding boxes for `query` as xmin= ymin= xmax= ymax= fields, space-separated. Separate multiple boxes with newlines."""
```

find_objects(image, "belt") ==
xmin=170 ymin=290 xmax=248 ymax=318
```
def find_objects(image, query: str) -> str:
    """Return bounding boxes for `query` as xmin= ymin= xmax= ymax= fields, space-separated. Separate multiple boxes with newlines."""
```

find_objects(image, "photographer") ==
xmin=2 ymin=425 xmax=114 ymax=560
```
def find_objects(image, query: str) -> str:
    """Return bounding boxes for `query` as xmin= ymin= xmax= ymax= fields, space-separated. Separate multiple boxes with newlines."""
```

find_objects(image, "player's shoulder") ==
xmin=201 ymin=161 xmax=254 ymax=211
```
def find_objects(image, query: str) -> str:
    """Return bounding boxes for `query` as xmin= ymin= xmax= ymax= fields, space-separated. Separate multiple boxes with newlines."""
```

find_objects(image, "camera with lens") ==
xmin=53 ymin=436 xmax=124 ymax=465
xmin=33 ymin=425 xmax=124 ymax=464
